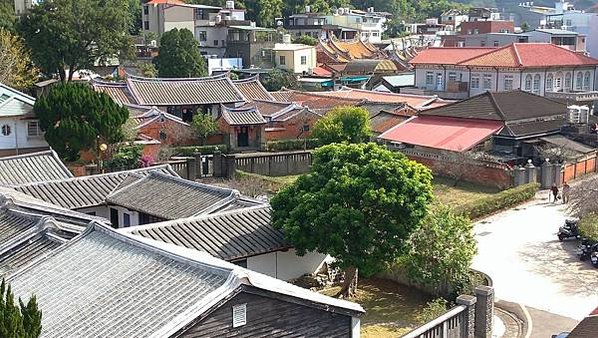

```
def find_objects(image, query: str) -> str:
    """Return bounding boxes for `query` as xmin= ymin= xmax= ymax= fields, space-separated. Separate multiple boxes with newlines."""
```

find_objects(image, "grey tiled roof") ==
xmin=127 ymin=74 xmax=246 ymax=106
xmin=92 ymin=80 xmax=136 ymax=105
xmin=127 ymin=205 xmax=287 ymax=260
xmin=232 ymin=76 xmax=275 ymax=101
xmin=0 ymin=232 xmax=64 ymax=274
xmin=9 ymin=226 xmax=229 ymax=338
xmin=220 ymin=105 xmax=267 ymax=126
xmin=0 ymin=150 xmax=73 ymax=187
xmin=0 ymin=207 xmax=41 ymax=248
xmin=13 ymin=165 xmax=177 ymax=209
xmin=106 ymin=172 xmax=238 ymax=219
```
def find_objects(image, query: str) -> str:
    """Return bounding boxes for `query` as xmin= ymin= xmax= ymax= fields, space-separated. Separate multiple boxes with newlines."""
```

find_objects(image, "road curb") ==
xmin=495 ymin=300 xmax=530 ymax=338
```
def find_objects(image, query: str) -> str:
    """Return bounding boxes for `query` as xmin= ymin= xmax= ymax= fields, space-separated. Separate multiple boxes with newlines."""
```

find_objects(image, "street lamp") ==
xmin=99 ymin=143 xmax=108 ymax=173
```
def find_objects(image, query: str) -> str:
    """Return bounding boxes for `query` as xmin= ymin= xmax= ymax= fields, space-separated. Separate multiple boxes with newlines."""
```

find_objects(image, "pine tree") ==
xmin=153 ymin=28 xmax=207 ymax=78
xmin=0 ymin=280 xmax=42 ymax=338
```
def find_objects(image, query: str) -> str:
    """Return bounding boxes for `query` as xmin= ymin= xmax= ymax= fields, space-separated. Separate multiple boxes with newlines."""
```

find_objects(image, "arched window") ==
xmin=565 ymin=72 xmax=572 ymax=91
xmin=533 ymin=74 xmax=541 ymax=93
xmin=576 ymin=72 xmax=583 ymax=90
xmin=524 ymin=74 xmax=532 ymax=91
xmin=584 ymin=71 xmax=591 ymax=91
xmin=1 ymin=125 xmax=11 ymax=136
xmin=555 ymin=72 xmax=563 ymax=91
xmin=546 ymin=74 xmax=554 ymax=92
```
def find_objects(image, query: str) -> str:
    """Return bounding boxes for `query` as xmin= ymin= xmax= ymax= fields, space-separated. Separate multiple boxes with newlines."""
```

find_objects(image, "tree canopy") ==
xmin=403 ymin=203 xmax=477 ymax=297
xmin=0 ymin=279 xmax=42 ymax=338
xmin=191 ymin=113 xmax=219 ymax=145
xmin=0 ymin=29 xmax=37 ymax=90
xmin=153 ymin=28 xmax=207 ymax=78
xmin=261 ymin=69 xmax=299 ymax=91
xmin=271 ymin=143 xmax=433 ymax=296
xmin=17 ymin=0 xmax=133 ymax=82
xmin=0 ymin=0 xmax=14 ymax=32
xmin=293 ymin=35 xmax=318 ymax=46
xmin=34 ymin=83 xmax=129 ymax=161
xmin=312 ymin=106 xmax=371 ymax=145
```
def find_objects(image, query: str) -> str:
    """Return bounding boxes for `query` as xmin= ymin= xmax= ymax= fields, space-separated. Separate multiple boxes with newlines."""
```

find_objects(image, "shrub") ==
xmin=579 ymin=215 xmax=598 ymax=241
xmin=172 ymin=144 xmax=229 ymax=156
xmin=415 ymin=298 xmax=449 ymax=325
xmin=457 ymin=183 xmax=539 ymax=220
xmin=265 ymin=139 xmax=319 ymax=152
xmin=104 ymin=144 xmax=142 ymax=171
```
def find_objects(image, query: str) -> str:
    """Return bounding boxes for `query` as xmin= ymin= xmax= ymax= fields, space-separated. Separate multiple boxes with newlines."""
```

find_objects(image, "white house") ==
xmin=408 ymin=43 xmax=598 ymax=100
xmin=272 ymin=38 xmax=317 ymax=74
xmin=0 ymin=84 xmax=48 ymax=156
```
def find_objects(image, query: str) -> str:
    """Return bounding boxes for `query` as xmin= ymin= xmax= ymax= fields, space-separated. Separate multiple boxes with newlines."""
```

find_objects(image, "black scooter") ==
xmin=591 ymin=252 xmax=598 ymax=268
xmin=577 ymin=239 xmax=598 ymax=261
xmin=558 ymin=219 xmax=580 ymax=241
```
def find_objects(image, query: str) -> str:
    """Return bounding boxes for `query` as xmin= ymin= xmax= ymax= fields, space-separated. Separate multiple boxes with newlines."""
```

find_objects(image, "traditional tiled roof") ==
xmin=106 ymin=172 xmax=241 ymax=219
xmin=126 ymin=74 xmax=246 ymax=106
xmin=232 ymin=76 xmax=275 ymax=101
xmin=540 ymin=135 xmax=596 ymax=155
xmin=569 ymin=314 xmax=598 ymax=338
xmin=126 ymin=105 xmax=190 ymax=129
xmin=269 ymin=90 xmax=294 ymax=102
xmin=318 ymin=37 xmax=384 ymax=63
xmin=0 ymin=83 xmax=36 ymax=117
xmin=369 ymin=110 xmax=411 ymax=135
xmin=411 ymin=43 xmax=598 ymax=68
xmin=8 ymin=223 xmax=363 ymax=337
xmin=420 ymin=90 xmax=568 ymax=122
xmin=502 ymin=118 xmax=566 ymax=138
xmin=310 ymin=87 xmax=453 ymax=109
xmin=344 ymin=59 xmax=398 ymax=74
xmin=91 ymin=80 xmax=136 ymax=105
xmin=125 ymin=205 xmax=285 ymax=260
xmin=0 ymin=150 xmax=73 ymax=187
xmin=220 ymin=105 xmax=267 ymax=126
xmin=242 ymin=100 xmax=295 ymax=117
xmin=13 ymin=166 xmax=178 ymax=209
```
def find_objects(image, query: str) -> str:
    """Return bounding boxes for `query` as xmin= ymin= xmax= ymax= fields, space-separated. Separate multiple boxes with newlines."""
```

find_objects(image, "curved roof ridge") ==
xmin=231 ymin=74 xmax=260 ymax=84
xmin=126 ymin=72 xmax=229 ymax=82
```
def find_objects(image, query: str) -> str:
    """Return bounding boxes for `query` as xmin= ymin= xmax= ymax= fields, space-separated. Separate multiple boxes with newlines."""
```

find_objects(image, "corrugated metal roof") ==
xmin=379 ymin=116 xmax=504 ymax=152
xmin=0 ymin=150 xmax=73 ymax=187
xmin=13 ymin=165 xmax=177 ymax=209
xmin=127 ymin=74 xmax=246 ymax=106
xmin=106 ymin=172 xmax=238 ymax=219
xmin=128 ymin=205 xmax=286 ymax=260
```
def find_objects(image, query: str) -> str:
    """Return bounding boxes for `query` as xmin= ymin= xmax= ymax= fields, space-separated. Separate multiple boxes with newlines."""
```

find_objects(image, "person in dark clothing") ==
xmin=551 ymin=184 xmax=559 ymax=203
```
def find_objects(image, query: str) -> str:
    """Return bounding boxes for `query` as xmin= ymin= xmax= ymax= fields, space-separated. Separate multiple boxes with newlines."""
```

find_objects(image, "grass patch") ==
xmin=320 ymin=278 xmax=433 ymax=337
xmin=433 ymin=177 xmax=499 ymax=208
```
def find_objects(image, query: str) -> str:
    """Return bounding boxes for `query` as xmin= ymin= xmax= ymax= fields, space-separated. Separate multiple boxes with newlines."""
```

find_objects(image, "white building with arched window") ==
xmin=409 ymin=43 xmax=598 ymax=101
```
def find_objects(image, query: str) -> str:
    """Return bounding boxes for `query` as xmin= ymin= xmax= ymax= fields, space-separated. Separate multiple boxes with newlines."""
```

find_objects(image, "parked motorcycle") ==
xmin=577 ymin=239 xmax=598 ymax=261
xmin=558 ymin=219 xmax=580 ymax=241
xmin=591 ymin=252 xmax=598 ymax=268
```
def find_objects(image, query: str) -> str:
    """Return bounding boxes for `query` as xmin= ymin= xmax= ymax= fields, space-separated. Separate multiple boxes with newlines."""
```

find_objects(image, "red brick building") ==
xmin=460 ymin=20 xmax=514 ymax=35
xmin=217 ymin=105 xmax=266 ymax=151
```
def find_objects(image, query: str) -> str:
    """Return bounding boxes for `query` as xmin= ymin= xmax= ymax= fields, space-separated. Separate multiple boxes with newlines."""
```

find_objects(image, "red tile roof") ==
xmin=314 ymin=87 xmax=454 ymax=109
xmin=411 ymin=43 xmax=598 ymax=68
xmin=378 ymin=116 xmax=504 ymax=152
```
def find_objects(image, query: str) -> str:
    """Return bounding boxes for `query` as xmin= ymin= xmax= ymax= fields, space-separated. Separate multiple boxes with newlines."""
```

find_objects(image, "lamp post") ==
xmin=99 ymin=143 xmax=108 ymax=173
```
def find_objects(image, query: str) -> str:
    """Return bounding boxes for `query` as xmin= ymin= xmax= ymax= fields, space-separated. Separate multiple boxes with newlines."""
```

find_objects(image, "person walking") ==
xmin=562 ymin=182 xmax=571 ymax=204
xmin=551 ymin=184 xmax=559 ymax=203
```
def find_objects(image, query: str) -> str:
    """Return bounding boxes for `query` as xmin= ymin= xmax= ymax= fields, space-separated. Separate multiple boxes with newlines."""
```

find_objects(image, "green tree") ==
xmin=312 ymin=106 xmax=371 ymax=145
xmin=0 ymin=29 xmax=38 ymax=90
xmin=33 ymin=83 xmax=129 ymax=161
xmin=153 ymin=28 xmax=207 ymax=78
xmin=137 ymin=62 xmax=157 ymax=78
xmin=520 ymin=21 xmax=530 ymax=32
xmin=104 ymin=144 xmax=143 ymax=171
xmin=403 ymin=203 xmax=477 ymax=297
xmin=293 ymin=34 xmax=318 ymax=46
xmin=128 ymin=0 xmax=142 ymax=35
xmin=262 ymin=68 xmax=298 ymax=91
xmin=191 ymin=113 xmax=219 ymax=145
xmin=17 ymin=0 xmax=133 ymax=82
xmin=271 ymin=143 xmax=433 ymax=297
xmin=256 ymin=0 xmax=283 ymax=27
xmin=0 ymin=279 xmax=42 ymax=338
xmin=0 ymin=0 xmax=15 ymax=32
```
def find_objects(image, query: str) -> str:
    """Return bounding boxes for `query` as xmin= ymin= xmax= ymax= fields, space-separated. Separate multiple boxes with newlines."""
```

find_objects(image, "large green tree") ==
xmin=261 ymin=69 xmax=299 ymax=91
xmin=0 ymin=279 xmax=42 ymax=338
xmin=153 ymin=28 xmax=207 ymax=78
xmin=256 ymin=0 xmax=283 ymax=27
xmin=34 ymin=83 xmax=129 ymax=161
xmin=0 ymin=0 xmax=14 ymax=32
xmin=312 ymin=106 xmax=371 ymax=145
xmin=403 ymin=203 xmax=477 ymax=298
xmin=271 ymin=143 xmax=433 ymax=297
xmin=0 ymin=29 xmax=38 ymax=90
xmin=17 ymin=0 xmax=133 ymax=82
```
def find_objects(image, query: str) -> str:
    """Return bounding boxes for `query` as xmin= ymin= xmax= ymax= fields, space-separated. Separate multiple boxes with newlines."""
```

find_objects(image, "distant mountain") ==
xmin=454 ymin=0 xmax=597 ymax=27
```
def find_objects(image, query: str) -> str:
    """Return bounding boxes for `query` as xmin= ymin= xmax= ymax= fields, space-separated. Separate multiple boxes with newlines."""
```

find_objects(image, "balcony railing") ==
xmin=545 ymin=91 xmax=598 ymax=102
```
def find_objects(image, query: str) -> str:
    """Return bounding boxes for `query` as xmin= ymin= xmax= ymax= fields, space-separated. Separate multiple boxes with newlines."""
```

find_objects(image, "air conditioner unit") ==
xmin=569 ymin=105 xmax=590 ymax=124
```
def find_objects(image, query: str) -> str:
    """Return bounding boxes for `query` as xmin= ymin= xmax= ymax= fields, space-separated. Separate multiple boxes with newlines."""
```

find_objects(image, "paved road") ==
xmin=472 ymin=193 xmax=598 ymax=331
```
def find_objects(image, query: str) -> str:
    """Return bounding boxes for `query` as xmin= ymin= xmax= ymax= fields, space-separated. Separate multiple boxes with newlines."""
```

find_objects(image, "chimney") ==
xmin=283 ymin=34 xmax=291 ymax=44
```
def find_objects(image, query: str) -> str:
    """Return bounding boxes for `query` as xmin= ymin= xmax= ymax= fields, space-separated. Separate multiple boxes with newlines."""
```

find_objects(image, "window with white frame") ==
xmin=584 ymin=71 xmax=591 ymax=91
xmin=483 ymin=74 xmax=492 ymax=90
xmin=198 ymin=31 xmax=207 ymax=42
xmin=565 ymin=72 xmax=572 ymax=91
xmin=555 ymin=73 xmax=563 ymax=90
xmin=503 ymin=75 xmax=513 ymax=91
xmin=27 ymin=121 xmax=43 ymax=137
xmin=232 ymin=304 xmax=247 ymax=328
xmin=533 ymin=74 xmax=541 ymax=93
xmin=300 ymin=55 xmax=307 ymax=65
xmin=279 ymin=55 xmax=286 ymax=65
xmin=546 ymin=74 xmax=554 ymax=92
xmin=576 ymin=72 xmax=583 ymax=90
xmin=448 ymin=72 xmax=457 ymax=82
xmin=471 ymin=75 xmax=480 ymax=89
xmin=425 ymin=72 xmax=434 ymax=86
xmin=524 ymin=75 xmax=532 ymax=91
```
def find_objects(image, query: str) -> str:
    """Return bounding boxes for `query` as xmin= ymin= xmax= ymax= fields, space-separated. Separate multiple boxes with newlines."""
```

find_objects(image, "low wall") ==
xmin=213 ymin=151 xmax=312 ymax=178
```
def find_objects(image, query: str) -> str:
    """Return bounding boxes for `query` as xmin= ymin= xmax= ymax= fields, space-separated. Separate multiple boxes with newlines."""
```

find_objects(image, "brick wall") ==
xmin=138 ymin=119 xmax=197 ymax=146
xmin=265 ymin=113 xmax=320 ymax=141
